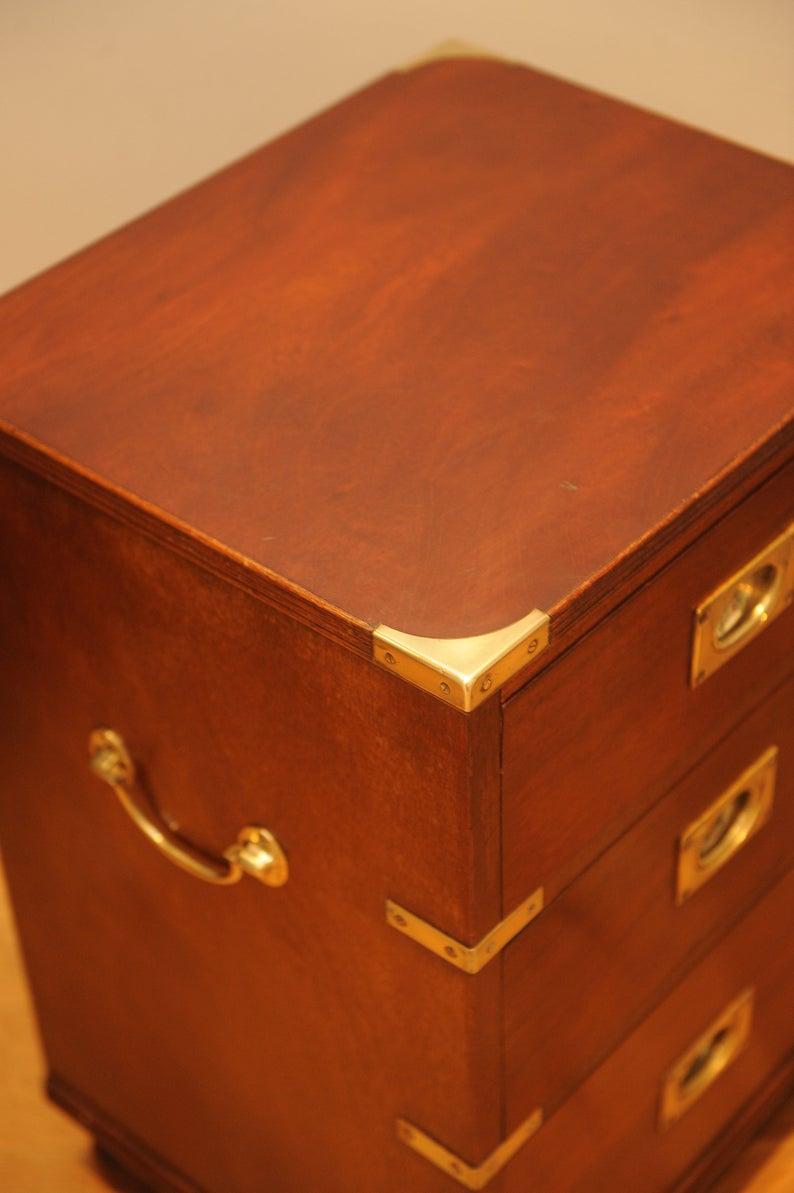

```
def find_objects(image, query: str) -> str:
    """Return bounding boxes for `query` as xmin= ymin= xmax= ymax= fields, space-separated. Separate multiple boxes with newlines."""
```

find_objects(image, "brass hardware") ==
xmin=397 ymin=1109 xmax=543 ymax=1189
xmin=676 ymin=747 xmax=777 ymax=904
xmin=399 ymin=40 xmax=506 ymax=72
xmin=691 ymin=524 xmax=793 ymax=685
xmin=373 ymin=609 xmax=550 ymax=712
xmin=386 ymin=889 xmax=543 ymax=974
xmin=88 ymin=728 xmax=288 ymax=887
xmin=659 ymin=989 xmax=754 ymax=1129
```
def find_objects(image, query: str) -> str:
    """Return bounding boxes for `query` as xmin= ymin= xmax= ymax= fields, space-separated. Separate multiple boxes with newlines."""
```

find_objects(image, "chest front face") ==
xmin=0 ymin=50 xmax=793 ymax=1193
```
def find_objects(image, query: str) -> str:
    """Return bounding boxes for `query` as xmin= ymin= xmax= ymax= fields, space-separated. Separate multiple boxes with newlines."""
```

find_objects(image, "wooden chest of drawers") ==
xmin=0 ymin=47 xmax=792 ymax=1193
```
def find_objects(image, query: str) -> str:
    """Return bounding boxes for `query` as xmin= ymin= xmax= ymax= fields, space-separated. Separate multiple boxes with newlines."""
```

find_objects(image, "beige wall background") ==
xmin=1 ymin=0 xmax=792 ymax=297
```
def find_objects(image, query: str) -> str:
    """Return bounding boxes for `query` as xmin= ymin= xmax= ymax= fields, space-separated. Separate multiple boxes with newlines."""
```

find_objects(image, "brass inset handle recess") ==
xmin=659 ymin=989 xmax=754 ymax=1129
xmin=691 ymin=524 xmax=793 ymax=686
xmin=676 ymin=747 xmax=777 ymax=904
xmin=88 ymin=728 xmax=288 ymax=887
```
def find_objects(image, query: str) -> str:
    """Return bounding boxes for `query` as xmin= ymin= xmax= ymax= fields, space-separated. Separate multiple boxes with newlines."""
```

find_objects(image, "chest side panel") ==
xmin=0 ymin=458 xmax=503 ymax=1193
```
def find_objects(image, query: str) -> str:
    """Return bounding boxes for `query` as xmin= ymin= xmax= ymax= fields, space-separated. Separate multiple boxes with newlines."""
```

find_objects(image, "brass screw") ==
xmin=439 ymin=681 xmax=451 ymax=694
xmin=394 ymin=914 xmax=407 ymax=927
xmin=384 ymin=651 xmax=396 ymax=665
xmin=527 ymin=638 xmax=538 ymax=655
xmin=444 ymin=945 xmax=457 ymax=958
xmin=480 ymin=674 xmax=493 ymax=693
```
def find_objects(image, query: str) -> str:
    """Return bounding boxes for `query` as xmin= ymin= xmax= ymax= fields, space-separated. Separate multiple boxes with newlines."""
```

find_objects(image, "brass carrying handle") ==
xmin=88 ymin=728 xmax=288 ymax=887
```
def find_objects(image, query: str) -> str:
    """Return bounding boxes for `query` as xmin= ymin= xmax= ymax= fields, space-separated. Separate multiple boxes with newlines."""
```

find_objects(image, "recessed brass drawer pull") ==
xmin=88 ymin=728 xmax=288 ymax=887
xmin=676 ymin=746 xmax=777 ymax=904
xmin=659 ymin=989 xmax=753 ymax=1129
xmin=691 ymin=524 xmax=793 ymax=686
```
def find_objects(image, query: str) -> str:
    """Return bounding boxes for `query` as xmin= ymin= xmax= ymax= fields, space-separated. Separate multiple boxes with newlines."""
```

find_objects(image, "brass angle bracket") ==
xmin=397 ymin=1109 xmax=543 ymax=1189
xmin=399 ymin=40 xmax=509 ymax=71
xmin=373 ymin=609 xmax=550 ymax=711
xmin=386 ymin=889 xmax=543 ymax=974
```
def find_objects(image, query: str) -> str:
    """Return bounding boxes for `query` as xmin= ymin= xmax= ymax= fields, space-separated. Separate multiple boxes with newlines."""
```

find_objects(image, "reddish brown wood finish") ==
xmin=0 ymin=458 xmax=502 ymax=1193
xmin=500 ymin=871 xmax=794 ymax=1193
xmin=2 ymin=53 xmax=794 ymax=1193
xmin=0 ymin=57 xmax=792 ymax=646
xmin=502 ymin=459 xmax=794 ymax=910
xmin=505 ymin=675 xmax=794 ymax=1122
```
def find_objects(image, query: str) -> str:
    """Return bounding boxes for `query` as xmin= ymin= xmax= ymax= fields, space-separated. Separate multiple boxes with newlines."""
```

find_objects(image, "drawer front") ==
xmin=503 ymin=459 xmax=794 ymax=910
xmin=505 ymin=675 xmax=794 ymax=1119
xmin=0 ymin=461 xmax=501 ymax=1193
xmin=503 ymin=867 xmax=794 ymax=1193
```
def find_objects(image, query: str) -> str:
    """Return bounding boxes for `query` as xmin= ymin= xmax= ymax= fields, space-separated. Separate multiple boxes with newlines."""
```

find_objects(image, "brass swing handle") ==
xmin=88 ymin=728 xmax=288 ymax=887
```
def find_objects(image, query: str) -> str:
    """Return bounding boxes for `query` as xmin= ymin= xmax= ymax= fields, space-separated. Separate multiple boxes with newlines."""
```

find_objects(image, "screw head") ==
xmin=480 ymin=674 xmax=493 ymax=693
xmin=384 ymin=651 xmax=396 ymax=665
xmin=439 ymin=681 xmax=451 ymax=694
xmin=527 ymin=638 xmax=539 ymax=655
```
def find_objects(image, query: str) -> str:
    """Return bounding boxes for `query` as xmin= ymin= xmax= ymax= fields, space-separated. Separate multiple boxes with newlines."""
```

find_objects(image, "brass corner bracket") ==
xmin=386 ymin=889 xmax=543 ymax=974
xmin=397 ymin=1109 xmax=543 ymax=1189
xmin=399 ymin=40 xmax=507 ymax=72
xmin=373 ymin=609 xmax=550 ymax=711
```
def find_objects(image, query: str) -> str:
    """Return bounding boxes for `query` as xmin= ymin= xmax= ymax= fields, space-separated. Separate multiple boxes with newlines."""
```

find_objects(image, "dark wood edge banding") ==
xmin=2 ymin=419 xmax=791 ymax=691
xmin=672 ymin=1052 xmax=794 ymax=1192
xmin=0 ymin=423 xmax=372 ymax=659
xmin=47 ymin=1073 xmax=202 ymax=1193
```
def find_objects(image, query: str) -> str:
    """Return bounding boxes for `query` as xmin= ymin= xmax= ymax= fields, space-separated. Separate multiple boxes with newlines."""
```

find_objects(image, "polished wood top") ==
xmin=0 ymin=56 xmax=791 ymax=641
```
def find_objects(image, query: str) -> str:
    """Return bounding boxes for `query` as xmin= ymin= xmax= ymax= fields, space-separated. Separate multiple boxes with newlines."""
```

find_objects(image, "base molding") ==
xmin=673 ymin=1052 xmax=794 ymax=1192
xmin=47 ymin=1073 xmax=200 ymax=1193
xmin=46 ymin=1063 xmax=793 ymax=1193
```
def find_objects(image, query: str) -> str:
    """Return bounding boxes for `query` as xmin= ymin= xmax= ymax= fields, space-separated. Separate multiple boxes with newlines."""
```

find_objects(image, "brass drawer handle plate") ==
xmin=691 ymin=523 xmax=793 ymax=686
xmin=387 ymin=889 xmax=543 ymax=974
xmin=397 ymin=1109 xmax=543 ymax=1189
xmin=659 ymin=988 xmax=753 ymax=1129
xmin=676 ymin=746 xmax=777 ymax=904
xmin=88 ymin=728 xmax=288 ymax=887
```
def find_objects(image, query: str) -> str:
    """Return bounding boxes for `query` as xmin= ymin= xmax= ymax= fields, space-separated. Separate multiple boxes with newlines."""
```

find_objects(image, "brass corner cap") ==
xmin=373 ymin=609 xmax=549 ymax=711
xmin=399 ymin=40 xmax=507 ymax=72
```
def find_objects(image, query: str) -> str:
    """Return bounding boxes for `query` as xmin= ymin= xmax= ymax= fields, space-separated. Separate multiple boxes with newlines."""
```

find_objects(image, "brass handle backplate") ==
xmin=676 ymin=746 xmax=777 ymax=904
xmin=659 ymin=989 xmax=753 ymax=1129
xmin=691 ymin=524 xmax=793 ymax=686
xmin=88 ymin=728 xmax=288 ymax=887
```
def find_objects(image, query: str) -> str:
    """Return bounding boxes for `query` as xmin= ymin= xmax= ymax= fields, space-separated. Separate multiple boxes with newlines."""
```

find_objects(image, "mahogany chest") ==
xmin=1 ymin=47 xmax=792 ymax=1193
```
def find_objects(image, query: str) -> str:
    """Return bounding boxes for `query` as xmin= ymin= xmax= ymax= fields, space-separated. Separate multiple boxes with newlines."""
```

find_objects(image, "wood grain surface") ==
xmin=0 ymin=56 xmax=792 ymax=646
xmin=2 ymin=859 xmax=790 ymax=1193
xmin=503 ymin=459 xmax=794 ymax=909
xmin=501 ymin=871 xmax=794 ymax=1193
xmin=505 ymin=676 xmax=794 ymax=1122
xmin=0 ymin=456 xmax=503 ymax=1193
